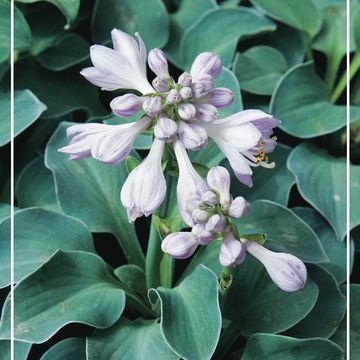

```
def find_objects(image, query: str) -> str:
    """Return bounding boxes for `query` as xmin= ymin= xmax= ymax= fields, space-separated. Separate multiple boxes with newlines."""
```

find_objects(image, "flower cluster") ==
xmin=162 ymin=164 xmax=307 ymax=292
xmin=58 ymin=28 xmax=306 ymax=293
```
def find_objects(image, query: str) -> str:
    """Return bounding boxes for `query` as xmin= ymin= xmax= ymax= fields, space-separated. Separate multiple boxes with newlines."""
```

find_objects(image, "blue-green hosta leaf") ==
xmin=163 ymin=0 xmax=217 ymax=69
xmin=354 ymin=5 xmax=360 ymax=50
xmin=234 ymin=46 xmax=288 ymax=96
xmin=234 ymin=200 xmax=327 ymax=263
xmin=0 ymin=250 xmax=125 ymax=343
xmin=45 ymin=122 xmax=145 ymax=268
xmin=181 ymin=7 xmax=276 ymax=68
xmin=293 ymin=207 xmax=350 ymax=283
xmin=228 ymin=143 xmax=295 ymax=206
xmin=0 ymin=90 xmax=47 ymax=147
xmin=0 ymin=203 xmax=11 ymax=221
xmin=270 ymin=62 xmax=360 ymax=138
xmin=149 ymin=265 xmax=221 ymax=360
xmin=40 ymin=338 xmax=86 ymax=360
xmin=190 ymin=140 xmax=224 ymax=169
xmin=92 ymin=0 xmax=169 ymax=49
xmin=288 ymin=142 xmax=360 ymax=240
xmin=14 ymin=59 xmax=106 ymax=118
xmin=16 ymin=0 xmax=80 ymax=26
xmin=36 ymin=33 xmax=90 ymax=71
xmin=250 ymin=0 xmax=322 ymax=38
xmin=242 ymin=334 xmax=344 ymax=360
xmin=0 ymin=1 xmax=32 ymax=62
xmin=87 ymin=318 xmax=178 ymax=359
xmin=16 ymin=156 xmax=60 ymax=212
xmin=0 ymin=341 xmax=31 ymax=360
xmin=332 ymin=284 xmax=360 ymax=357
xmin=0 ymin=208 xmax=95 ymax=288
xmin=286 ymin=265 xmax=345 ymax=338
xmin=224 ymin=256 xmax=319 ymax=335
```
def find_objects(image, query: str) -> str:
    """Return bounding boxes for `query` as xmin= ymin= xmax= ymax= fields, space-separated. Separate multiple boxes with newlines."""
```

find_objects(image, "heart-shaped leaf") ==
xmin=0 ymin=250 xmax=125 ymax=343
xmin=45 ymin=122 xmax=145 ymax=268
xmin=234 ymin=200 xmax=327 ymax=263
xmin=0 ymin=340 xmax=31 ymax=360
xmin=242 ymin=333 xmax=344 ymax=359
xmin=270 ymin=62 xmax=360 ymax=138
xmin=16 ymin=156 xmax=59 ymax=212
xmin=223 ymin=256 xmax=319 ymax=335
xmin=0 ymin=208 xmax=95 ymax=288
xmin=40 ymin=338 xmax=86 ymax=360
xmin=181 ymin=7 xmax=276 ymax=68
xmin=92 ymin=0 xmax=169 ymax=49
xmin=149 ymin=265 xmax=221 ymax=360
xmin=87 ymin=318 xmax=178 ymax=359
xmin=0 ymin=90 xmax=46 ymax=147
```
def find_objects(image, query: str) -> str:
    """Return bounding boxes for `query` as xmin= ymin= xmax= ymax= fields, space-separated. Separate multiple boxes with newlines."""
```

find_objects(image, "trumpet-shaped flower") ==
xmin=246 ymin=240 xmax=307 ymax=292
xmin=120 ymin=138 xmax=166 ymax=222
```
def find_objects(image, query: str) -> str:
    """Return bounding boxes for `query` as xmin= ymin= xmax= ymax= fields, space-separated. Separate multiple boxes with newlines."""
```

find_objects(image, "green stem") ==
xmin=160 ymin=253 xmax=174 ymax=287
xmin=213 ymin=321 xmax=241 ymax=360
xmin=324 ymin=55 xmax=342 ymax=91
xmin=331 ymin=52 xmax=360 ymax=103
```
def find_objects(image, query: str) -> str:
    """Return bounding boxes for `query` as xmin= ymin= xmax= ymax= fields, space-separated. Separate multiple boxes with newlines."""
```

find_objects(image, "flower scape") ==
xmin=59 ymin=29 xmax=307 ymax=293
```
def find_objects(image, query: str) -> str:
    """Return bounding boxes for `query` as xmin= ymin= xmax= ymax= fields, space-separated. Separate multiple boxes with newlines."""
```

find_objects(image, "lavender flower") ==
xmin=219 ymin=231 xmax=246 ymax=267
xmin=246 ymin=240 xmax=307 ymax=292
xmin=161 ymin=232 xmax=198 ymax=259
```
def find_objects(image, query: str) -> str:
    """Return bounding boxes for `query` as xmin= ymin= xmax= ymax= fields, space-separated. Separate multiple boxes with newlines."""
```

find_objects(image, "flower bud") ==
xmin=194 ymin=73 xmax=214 ymax=92
xmin=178 ymin=72 xmax=192 ymax=86
xmin=192 ymin=208 xmax=209 ymax=223
xmin=195 ymin=104 xmax=218 ymax=123
xmin=207 ymin=166 xmax=231 ymax=206
xmin=228 ymin=196 xmax=250 ymax=218
xmin=142 ymin=96 xmax=162 ymax=117
xmin=191 ymin=52 xmax=222 ymax=80
xmin=192 ymin=223 xmax=215 ymax=245
xmin=178 ymin=122 xmax=208 ymax=151
xmin=205 ymin=214 xmax=225 ymax=233
xmin=219 ymin=234 xmax=246 ymax=267
xmin=177 ymin=103 xmax=196 ymax=120
xmin=202 ymin=87 xmax=234 ymax=109
xmin=148 ymin=48 xmax=169 ymax=78
xmin=152 ymin=76 xmax=170 ymax=92
xmin=166 ymin=89 xmax=181 ymax=104
xmin=186 ymin=195 xmax=202 ymax=213
xmin=201 ymin=191 xmax=218 ymax=206
xmin=161 ymin=232 xmax=198 ymax=259
xmin=192 ymin=82 xmax=206 ymax=98
xmin=110 ymin=94 xmax=144 ymax=117
xmin=246 ymin=240 xmax=307 ymax=292
xmin=180 ymin=86 xmax=192 ymax=100
xmin=154 ymin=116 xmax=178 ymax=142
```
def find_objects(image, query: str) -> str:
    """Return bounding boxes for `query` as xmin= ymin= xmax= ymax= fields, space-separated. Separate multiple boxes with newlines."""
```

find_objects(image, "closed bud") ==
xmin=195 ymin=104 xmax=218 ymax=123
xmin=205 ymin=214 xmax=225 ymax=233
xmin=178 ymin=121 xmax=208 ymax=151
xmin=161 ymin=232 xmax=198 ymax=259
xmin=202 ymin=87 xmax=234 ymax=109
xmin=166 ymin=89 xmax=181 ymax=104
xmin=192 ymin=208 xmax=209 ymax=223
xmin=152 ymin=76 xmax=171 ymax=92
xmin=154 ymin=116 xmax=178 ymax=142
xmin=178 ymin=72 xmax=192 ymax=86
xmin=194 ymin=73 xmax=214 ymax=92
xmin=142 ymin=96 xmax=162 ymax=117
xmin=180 ymin=86 xmax=193 ymax=100
xmin=207 ymin=166 xmax=231 ymax=206
xmin=186 ymin=195 xmax=202 ymax=213
xmin=110 ymin=94 xmax=144 ymax=117
xmin=219 ymin=232 xmax=246 ymax=267
xmin=201 ymin=191 xmax=218 ymax=206
xmin=192 ymin=223 xmax=215 ymax=245
xmin=177 ymin=103 xmax=196 ymax=120
xmin=192 ymin=82 xmax=206 ymax=98
xmin=191 ymin=52 xmax=222 ymax=81
xmin=228 ymin=196 xmax=250 ymax=218
xmin=148 ymin=48 xmax=170 ymax=78
xmin=246 ymin=240 xmax=307 ymax=292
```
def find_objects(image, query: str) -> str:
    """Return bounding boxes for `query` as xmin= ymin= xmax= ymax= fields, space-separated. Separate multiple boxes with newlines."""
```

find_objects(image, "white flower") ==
xmin=173 ymin=140 xmax=209 ymax=226
xmin=161 ymin=232 xmax=198 ymax=259
xmin=206 ymin=166 xmax=231 ymax=207
xmin=246 ymin=240 xmax=307 ymax=292
xmin=80 ymin=29 xmax=154 ymax=94
xmin=219 ymin=231 xmax=246 ymax=267
xmin=58 ymin=117 xmax=151 ymax=164
xmin=120 ymin=138 xmax=166 ymax=222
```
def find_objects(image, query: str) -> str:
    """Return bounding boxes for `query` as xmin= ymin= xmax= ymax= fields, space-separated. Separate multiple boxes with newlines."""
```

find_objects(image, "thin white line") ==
xmin=346 ymin=0 xmax=350 ymax=359
xmin=10 ymin=0 xmax=15 ymax=358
